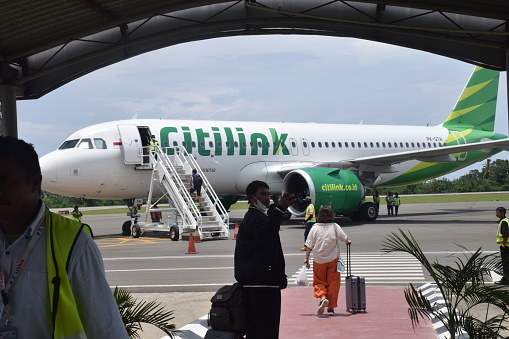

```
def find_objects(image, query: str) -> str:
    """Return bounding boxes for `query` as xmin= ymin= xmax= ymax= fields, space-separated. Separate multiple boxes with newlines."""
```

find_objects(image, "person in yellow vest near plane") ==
xmin=71 ymin=205 xmax=82 ymax=222
xmin=150 ymin=134 xmax=159 ymax=161
xmin=393 ymin=193 xmax=401 ymax=216
xmin=385 ymin=192 xmax=394 ymax=216
xmin=495 ymin=207 xmax=509 ymax=285
xmin=0 ymin=136 xmax=128 ymax=338
xmin=301 ymin=198 xmax=316 ymax=251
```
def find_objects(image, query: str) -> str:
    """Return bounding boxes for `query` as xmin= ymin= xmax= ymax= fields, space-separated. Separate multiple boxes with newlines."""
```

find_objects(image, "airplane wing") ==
xmin=316 ymin=137 xmax=509 ymax=168
xmin=275 ymin=138 xmax=509 ymax=186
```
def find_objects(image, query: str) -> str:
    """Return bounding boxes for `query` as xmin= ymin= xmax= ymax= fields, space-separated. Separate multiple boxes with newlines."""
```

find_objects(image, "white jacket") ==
xmin=305 ymin=222 xmax=348 ymax=264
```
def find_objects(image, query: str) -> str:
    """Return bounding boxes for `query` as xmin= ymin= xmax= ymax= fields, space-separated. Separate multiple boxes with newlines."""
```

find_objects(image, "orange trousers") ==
xmin=313 ymin=258 xmax=341 ymax=309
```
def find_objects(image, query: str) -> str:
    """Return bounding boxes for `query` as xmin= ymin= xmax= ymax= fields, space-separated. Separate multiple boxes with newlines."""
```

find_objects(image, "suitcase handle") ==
xmin=346 ymin=243 xmax=351 ymax=276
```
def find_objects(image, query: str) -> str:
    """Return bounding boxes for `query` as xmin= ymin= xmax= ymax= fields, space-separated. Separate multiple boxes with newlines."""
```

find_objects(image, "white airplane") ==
xmin=40 ymin=67 xmax=509 ymax=226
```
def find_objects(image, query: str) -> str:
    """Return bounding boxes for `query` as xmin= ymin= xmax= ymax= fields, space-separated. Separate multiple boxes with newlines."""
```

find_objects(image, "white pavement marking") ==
xmin=174 ymin=315 xmax=209 ymax=339
xmin=490 ymin=271 xmax=503 ymax=282
xmin=418 ymin=283 xmax=469 ymax=339
xmin=111 ymin=283 xmax=231 ymax=289
xmin=105 ymin=266 xmax=234 ymax=273
xmin=289 ymin=253 xmax=426 ymax=285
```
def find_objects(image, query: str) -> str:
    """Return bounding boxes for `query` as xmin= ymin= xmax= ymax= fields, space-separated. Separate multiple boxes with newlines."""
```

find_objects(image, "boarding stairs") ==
xmin=142 ymin=146 xmax=230 ymax=240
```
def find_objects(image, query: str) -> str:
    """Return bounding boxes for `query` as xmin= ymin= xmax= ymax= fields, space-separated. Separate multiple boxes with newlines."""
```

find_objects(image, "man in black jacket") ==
xmin=234 ymin=181 xmax=295 ymax=339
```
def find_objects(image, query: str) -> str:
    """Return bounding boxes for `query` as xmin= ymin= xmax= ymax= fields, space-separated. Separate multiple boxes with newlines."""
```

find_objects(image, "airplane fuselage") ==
xmin=40 ymin=119 xmax=501 ymax=200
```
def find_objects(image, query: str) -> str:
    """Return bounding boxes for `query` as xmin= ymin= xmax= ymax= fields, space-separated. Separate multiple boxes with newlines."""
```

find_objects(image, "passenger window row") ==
xmin=169 ymin=140 xmax=442 ymax=149
xmin=309 ymin=141 xmax=442 ymax=149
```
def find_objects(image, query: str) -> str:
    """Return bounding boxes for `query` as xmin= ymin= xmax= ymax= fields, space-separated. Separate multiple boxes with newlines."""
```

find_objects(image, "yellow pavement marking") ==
xmin=95 ymin=237 xmax=170 ymax=248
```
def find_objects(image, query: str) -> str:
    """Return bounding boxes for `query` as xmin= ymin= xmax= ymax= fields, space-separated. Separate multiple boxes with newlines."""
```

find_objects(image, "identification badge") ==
xmin=0 ymin=326 xmax=17 ymax=339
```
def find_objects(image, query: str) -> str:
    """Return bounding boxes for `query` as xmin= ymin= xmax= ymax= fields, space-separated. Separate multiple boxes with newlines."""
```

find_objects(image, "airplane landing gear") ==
xmin=131 ymin=224 xmax=142 ymax=238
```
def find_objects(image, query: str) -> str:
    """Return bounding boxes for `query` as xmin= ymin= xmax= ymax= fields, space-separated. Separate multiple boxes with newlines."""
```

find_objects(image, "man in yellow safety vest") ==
xmin=301 ymin=198 xmax=316 ymax=251
xmin=0 ymin=136 xmax=128 ymax=338
xmin=71 ymin=205 xmax=82 ymax=222
xmin=495 ymin=207 xmax=509 ymax=285
xmin=393 ymin=193 xmax=401 ymax=216
xmin=150 ymin=134 xmax=159 ymax=161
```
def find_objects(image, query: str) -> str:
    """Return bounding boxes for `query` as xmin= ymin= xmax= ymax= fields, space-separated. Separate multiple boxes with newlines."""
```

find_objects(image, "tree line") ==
xmin=388 ymin=159 xmax=509 ymax=195
xmin=42 ymin=159 xmax=509 ymax=209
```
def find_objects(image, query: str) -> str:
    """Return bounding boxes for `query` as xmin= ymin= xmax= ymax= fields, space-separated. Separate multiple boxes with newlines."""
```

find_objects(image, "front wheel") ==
xmin=131 ymin=224 xmax=142 ymax=238
xmin=169 ymin=226 xmax=179 ymax=241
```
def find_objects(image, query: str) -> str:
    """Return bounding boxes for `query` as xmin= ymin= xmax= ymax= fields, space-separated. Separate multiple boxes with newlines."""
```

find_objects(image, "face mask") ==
xmin=254 ymin=198 xmax=269 ymax=214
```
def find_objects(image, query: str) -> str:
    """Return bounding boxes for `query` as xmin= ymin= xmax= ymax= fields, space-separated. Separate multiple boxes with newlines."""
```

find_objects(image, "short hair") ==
xmin=192 ymin=169 xmax=197 ymax=174
xmin=0 ymin=136 xmax=41 ymax=179
xmin=246 ymin=180 xmax=269 ymax=197
xmin=316 ymin=206 xmax=335 ymax=223
xmin=496 ymin=207 xmax=506 ymax=214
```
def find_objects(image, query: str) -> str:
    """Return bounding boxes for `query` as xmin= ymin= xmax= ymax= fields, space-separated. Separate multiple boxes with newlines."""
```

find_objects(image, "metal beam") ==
xmin=0 ymin=85 xmax=18 ymax=137
xmin=0 ymin=63 xmax=19 ymax=137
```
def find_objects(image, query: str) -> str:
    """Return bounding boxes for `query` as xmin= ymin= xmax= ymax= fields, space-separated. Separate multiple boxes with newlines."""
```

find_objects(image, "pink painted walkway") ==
xmin=280 ymin=286 xmax=437 ymax=338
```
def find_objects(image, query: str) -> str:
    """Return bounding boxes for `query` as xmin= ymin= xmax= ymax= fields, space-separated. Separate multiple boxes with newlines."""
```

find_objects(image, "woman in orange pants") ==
xmin=304 ymin=206 xmax=351 ymax=316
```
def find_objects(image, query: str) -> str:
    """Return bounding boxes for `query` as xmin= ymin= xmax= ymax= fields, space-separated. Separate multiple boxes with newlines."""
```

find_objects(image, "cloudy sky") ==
xmin=16 ymin=35 xmax=508 ymax=179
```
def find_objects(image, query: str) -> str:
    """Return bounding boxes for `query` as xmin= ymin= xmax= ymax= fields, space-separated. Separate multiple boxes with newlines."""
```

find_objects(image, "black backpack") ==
xmin=194 ymin=174 xmax=203 ymax=187
xmin=208 ymin=283 xmax=248 ymax=333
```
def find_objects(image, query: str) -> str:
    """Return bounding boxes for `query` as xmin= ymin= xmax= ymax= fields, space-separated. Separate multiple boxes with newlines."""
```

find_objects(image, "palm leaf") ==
xmin=114 ymin=286 xmax=176 ymax=338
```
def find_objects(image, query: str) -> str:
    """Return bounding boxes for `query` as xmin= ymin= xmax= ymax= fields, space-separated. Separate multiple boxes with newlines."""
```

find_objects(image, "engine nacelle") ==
xmin=282 ymin=168 xmax=376 ymax=220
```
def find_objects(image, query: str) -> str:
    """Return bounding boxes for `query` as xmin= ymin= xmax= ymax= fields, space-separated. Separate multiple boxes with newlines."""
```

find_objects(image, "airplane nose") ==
xmin=39 ymin=154 xmax=57 ymax=192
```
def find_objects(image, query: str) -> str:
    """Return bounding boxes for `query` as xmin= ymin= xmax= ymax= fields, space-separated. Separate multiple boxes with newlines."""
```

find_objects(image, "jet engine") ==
xmin=282 ymin=168 xmax=378 ymax=221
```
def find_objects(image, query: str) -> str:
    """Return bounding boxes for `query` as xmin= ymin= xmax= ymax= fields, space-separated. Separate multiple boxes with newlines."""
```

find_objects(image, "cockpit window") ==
xmin=77 ymin=138 xmax=93 ymax=149
xmin=94 ymin=138 xmax=107 ymax=149
xmin=58 ymin=139 xmax=80 ymax=150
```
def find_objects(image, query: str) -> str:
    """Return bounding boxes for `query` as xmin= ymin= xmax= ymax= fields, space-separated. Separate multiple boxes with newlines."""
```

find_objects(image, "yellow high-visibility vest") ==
xmin=497 ymin=217 xmax=509 ymax=247
xmin=46 ymin=210 xmax=93 ymax=339
xmin=150 ymin=140 xmax=158 ymax=151
xmin=305 ymin=204 xmax=316 ymax=223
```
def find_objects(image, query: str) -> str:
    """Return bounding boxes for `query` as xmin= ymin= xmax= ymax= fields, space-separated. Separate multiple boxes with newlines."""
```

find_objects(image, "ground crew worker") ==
xmin=150 ymin=135 xmax=159 ymax=151
xmin=150 ymin=134 xmax=159 ymax=160
xmin=495 ymin=207 xmax=509 ymax=285
xmin=386 ymin=192 xmax=394 ymax=216
xmin=71 ymin=205 xmax=82 ymax=222
xmin=373 ymin=191 xmax=380 ymax=211
xmin=393 ymin=193 xmax=401 ymax=216
xmin=301 ymin=200 xmax=316 ymax=251
xmin=0 ymin=136 xmax=128 ymax=338
xmin=151 ymin=204 xmax=162 ymax=222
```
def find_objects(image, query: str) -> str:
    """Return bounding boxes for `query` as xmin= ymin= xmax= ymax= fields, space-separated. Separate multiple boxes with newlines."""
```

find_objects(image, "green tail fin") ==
xmin=442 ymin=66 xmax=499 ymax=132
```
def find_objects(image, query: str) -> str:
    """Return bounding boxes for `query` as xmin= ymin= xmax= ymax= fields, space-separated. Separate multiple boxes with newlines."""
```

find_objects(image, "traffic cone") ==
xmin=233 ymin=222 xmax=239 ymax=240
xmin=186 ymin=233 xmax=198 ymax=254
xmin=193 ymin=226 xmax=202 ymax=243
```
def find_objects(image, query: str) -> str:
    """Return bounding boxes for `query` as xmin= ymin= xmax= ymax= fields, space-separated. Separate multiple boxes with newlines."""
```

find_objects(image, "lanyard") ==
xmin=0 ymin=215 xmax=45 ymax=324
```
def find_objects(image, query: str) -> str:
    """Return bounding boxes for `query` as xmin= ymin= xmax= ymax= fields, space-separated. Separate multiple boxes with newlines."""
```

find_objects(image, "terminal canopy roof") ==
xmin=1 ymin=0 xmax=508 ymax=100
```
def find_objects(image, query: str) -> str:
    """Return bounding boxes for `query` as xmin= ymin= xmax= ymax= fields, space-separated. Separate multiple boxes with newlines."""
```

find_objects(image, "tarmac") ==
xmin=168 ymin=284 xmax=440 ymax=339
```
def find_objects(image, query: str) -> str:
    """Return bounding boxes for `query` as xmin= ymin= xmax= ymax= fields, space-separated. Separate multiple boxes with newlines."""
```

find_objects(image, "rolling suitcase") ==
xmin=345 ymin=243 xmax=366 ymax=313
